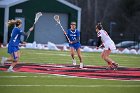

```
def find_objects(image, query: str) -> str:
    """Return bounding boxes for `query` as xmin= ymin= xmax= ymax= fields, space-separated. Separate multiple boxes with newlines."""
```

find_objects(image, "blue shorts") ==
xmin=8 ymin=45 xmax=20 ymax=54
xmin=69 ymin=43 xmax=81 ymax=50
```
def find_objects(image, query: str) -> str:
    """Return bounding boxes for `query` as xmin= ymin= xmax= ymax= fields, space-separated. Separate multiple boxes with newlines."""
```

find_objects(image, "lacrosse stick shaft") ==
xmin=59 ymin=23 xmax=71 ymax=43
xmin=98 ymin=43 xmax=104 ymax=48
xmin=26 ymin=12 xmax=42 ymax=41
xmin=25 ymin=30 xmax=31 ymax=41
xmin=54 ymin=15 xmax=71 ymax=43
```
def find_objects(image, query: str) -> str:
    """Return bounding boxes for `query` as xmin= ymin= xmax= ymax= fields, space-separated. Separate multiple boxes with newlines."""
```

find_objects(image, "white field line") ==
xmin=32 ymin=52 xmax=100 ymax=58
xmin=1 ymin=74 xmax=140 ymax=82
xmin=0 ymin=84 xmax=140 ymax=87
xmin=35 ymin=53 xmax=70 ymax=57
xmin=0 ymin=76 xmax=57 ymax=78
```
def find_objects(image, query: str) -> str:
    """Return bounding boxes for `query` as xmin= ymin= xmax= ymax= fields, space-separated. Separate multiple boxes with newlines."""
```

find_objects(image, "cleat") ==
xmin=106 ymin=66 xmax=112 ymax=70
xmin=7 ymin=69 xmax=15 ymax=72
xmin=106 ymin=65 xmax=113 ymax=70
xmin=112 ymin=63 xmax=119 ymax=70
xmin=106 ymin=63 xmax=119 ymax=70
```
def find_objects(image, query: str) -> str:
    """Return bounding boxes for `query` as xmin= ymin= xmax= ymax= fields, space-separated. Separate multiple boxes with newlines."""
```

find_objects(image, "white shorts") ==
xmin=104 ymin=41 xmax=116 ymax=51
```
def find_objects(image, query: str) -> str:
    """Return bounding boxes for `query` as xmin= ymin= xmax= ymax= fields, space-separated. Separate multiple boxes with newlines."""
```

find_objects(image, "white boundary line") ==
xmin=1 ymin=74 xmax=140 ymax=82
xmin=0 ymin=76 xmax=55 ymax=78
xmin=0 ymin=84 xmax=140 ymax=87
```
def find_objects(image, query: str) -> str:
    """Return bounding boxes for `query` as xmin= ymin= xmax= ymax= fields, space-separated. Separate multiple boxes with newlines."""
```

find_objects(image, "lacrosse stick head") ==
xmin=54 ymin=15 xmax=60 ymax=24
xmin=34 ymin=12 xmax=42 ymax=24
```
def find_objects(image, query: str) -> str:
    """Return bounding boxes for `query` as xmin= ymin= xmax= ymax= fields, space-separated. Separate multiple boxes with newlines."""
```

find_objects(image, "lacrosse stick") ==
xmin=26 ymin=12 xmax=42 ymax=41
xmin=54 ymin=15 xmax=70 ymax=43
xmin=96 ymin=43 xmax=104 ymax=49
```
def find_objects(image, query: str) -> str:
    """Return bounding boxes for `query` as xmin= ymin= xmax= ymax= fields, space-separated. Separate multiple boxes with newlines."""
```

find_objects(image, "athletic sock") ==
xmin=72 ymin=59 xmax=76 ymax=65
xmin=80 ymin=63 xmax=83 ymax=68
xmin=5 ymin=57 xmax=8 ymax=61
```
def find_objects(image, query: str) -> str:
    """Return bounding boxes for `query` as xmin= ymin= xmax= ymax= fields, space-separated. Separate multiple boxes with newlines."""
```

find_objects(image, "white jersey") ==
xmin=97 ymin=29 xmax=116 ymax=50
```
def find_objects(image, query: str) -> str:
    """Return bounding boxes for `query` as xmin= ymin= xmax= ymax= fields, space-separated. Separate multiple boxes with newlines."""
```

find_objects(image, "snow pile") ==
xmin=130 ymin=49 xmax=137 ymax=54
xmin=83 ymin=46 xmax=93 ymax=52
xmin=121 ymin=48 xmax=130 ymax=54
xmin=47 ymin=42 xmax=60 ymax=50
xmin=17 ymin=41 xmax=140 ymax=55
xmin=26 ymin=43 xmax=33 ymax=48
xmin=137 ymin=49 xmax=140 ymax=54
xmin=63 ymin=45 xmax=68 ymax=51
xmin=112 ymin=49 xmax=121 ymax=54
xmin=36 ymin=44 xmax=44 ymax=49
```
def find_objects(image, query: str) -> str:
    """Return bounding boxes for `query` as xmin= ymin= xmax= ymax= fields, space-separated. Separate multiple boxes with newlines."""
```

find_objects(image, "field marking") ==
xmin=1 ymin=74 xmax=140 ymax=82
xmin=33 ymin=52 xmax=100 ymax=58
xmin=0 ymin=84 xmax=140 ymax=87
xmin=0 ymin=75 xmax=57 ymax=78
xmin=0 ymin=75 xmax=77 ymax=78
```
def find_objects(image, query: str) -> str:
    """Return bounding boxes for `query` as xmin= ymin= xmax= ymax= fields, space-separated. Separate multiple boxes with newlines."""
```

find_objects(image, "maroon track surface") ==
xmin=1 ymin=63 xmax=140 ymax=81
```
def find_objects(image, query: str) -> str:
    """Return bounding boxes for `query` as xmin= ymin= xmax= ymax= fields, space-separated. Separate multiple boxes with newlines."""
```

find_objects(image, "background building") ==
xmin=1 ymin=0 xmax=140 ymax=47
xmin=0 ymin=0 xmax=81 ymax=44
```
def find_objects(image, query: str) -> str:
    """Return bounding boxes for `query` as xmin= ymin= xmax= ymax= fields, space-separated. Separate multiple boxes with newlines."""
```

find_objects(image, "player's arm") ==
xmin=21 ymin=31 xmax=29 ymax=36
xmin=65 ymin=30 xmax=71 ymax=43
xmin=20 ymin=27 xmax=34 ymax=36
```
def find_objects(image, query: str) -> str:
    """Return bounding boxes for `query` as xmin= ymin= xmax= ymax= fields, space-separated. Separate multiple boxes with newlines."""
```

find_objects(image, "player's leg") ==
xmin=1 ymin=56 xmax=14 ymax=66
xmin=70 ymin=47 xmax=76 ymax=65
xmin=76 ymin=48 xmax=83 ymax=63
xmin=7 ymin=46 xmax=20 ymax=72
xmin=102 ymin=50 xmax=118 ymax=69
xmin=105 ymin=50 xmax=118 ymax=69
xmin=101 ymin=51 xmax=112 ymax=66
xmin=7 ymin=51 xmax=19 ymax=72
xmin=76 ymin=48 xmax=83 ymax=68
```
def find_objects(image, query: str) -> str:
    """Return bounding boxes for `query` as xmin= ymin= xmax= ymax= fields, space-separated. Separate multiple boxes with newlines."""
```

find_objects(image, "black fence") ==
xmin=87 ymin=33 xmax=140 ymax=49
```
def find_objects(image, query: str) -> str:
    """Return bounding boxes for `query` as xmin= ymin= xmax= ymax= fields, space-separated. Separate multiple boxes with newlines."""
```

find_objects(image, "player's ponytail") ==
xmin=7 ymin=19 xmax=22 ymax=27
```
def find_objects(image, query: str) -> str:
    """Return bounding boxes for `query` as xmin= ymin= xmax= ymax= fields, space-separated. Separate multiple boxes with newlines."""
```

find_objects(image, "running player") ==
xmin=96 ymin=23 xmax=118 ymax=70
xmin=67 ymin=22 xmax=83 ymax=68
xmin=1 ymin=19 xmax=33 ymax=72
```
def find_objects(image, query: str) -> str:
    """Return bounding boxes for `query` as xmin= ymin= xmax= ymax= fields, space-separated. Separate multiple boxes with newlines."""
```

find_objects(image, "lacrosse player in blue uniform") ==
xmin=67 ymin=22 xmax=83 ymax=68
xmin=1 ymin=19 xmax=33 ymax=72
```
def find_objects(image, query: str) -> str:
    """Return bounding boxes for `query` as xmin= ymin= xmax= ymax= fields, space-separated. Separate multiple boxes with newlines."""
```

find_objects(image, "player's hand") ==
xmin=96 ymin=47 xmax=99 ymax=49
xmin=69 ymin=41 xmax=73 ymax=44
xmin=19 ymin=41 xmax=26 ymax=46
xmin=64 ymin=31 xmax=66 ymax=35
xmin=29 ymin=27 xmax=34 ymax=31
xmin=22 ymin=41 xmax=27 ymax=44
xmin=102 ymin=43 xmax=104 ymax=47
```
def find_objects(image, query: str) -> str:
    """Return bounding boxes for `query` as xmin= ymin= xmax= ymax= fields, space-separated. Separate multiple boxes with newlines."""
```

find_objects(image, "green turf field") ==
xmin=0 ymin=48 xmax=140 ymax=93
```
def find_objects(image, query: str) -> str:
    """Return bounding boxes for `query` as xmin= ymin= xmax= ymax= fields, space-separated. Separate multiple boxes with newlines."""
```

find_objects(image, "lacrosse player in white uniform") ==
xmin=96 ymin=23 xmax=118 ymax=70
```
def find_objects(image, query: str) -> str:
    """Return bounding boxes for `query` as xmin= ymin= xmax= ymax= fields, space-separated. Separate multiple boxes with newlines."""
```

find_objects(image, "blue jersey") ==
xmin=8 ymin=27 xmax=23 ymax=46
xmin=67 ymin=29 xmax=81 ymax=50
xmin=67 ymin=29 xmax=80 ymax=43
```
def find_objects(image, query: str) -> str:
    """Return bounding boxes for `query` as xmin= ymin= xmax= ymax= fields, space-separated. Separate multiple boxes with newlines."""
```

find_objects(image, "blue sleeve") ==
xmin=20 ymin=30 xmax=30 ymax=36
xmin=16 ymin=28 xmax=22 ymax=36
xmin=19 ymin=30 xmax=25 ymax=36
